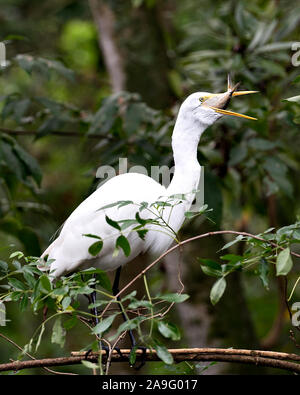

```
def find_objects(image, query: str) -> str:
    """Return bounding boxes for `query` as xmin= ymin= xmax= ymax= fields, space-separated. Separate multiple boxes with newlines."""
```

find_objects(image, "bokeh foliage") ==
xmin=0 ymin=0 xmax=300 ymax=374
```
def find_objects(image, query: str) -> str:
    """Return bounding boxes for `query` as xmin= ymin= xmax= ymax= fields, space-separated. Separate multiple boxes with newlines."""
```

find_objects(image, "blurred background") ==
xmin=0 ymin=0 xmax=300 ymax=374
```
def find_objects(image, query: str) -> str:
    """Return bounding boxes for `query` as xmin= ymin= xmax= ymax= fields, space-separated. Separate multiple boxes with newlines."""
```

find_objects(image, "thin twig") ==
xmin=0 ymin=332 xmax=76 ymax=375
xmin=0 ymin=127 xmax=114 ymax=140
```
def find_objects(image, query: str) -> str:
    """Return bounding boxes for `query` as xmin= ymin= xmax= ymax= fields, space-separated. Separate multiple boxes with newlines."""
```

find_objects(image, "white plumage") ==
xmin=41 ymin=83 xmax=256 ymax=278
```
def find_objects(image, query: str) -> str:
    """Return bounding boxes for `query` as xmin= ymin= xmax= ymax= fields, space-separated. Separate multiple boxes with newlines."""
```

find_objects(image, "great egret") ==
xmin=40 ymin=76 xmax=257 ymax=358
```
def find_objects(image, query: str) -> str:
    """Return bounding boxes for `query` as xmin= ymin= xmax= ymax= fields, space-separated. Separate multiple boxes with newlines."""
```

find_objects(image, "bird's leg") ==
xmin=113 ymin=266 xmax=147 ymax=369
xmin=82 ymin=275 xmax=108 ymax=361
xmin=89 ymin=274 xmax=123 ymax=361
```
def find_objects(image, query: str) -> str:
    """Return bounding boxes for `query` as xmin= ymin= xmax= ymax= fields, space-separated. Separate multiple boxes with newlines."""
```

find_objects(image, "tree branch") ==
xmin=0 ymin=348 xmax=299 ymax=374
xmin=0 ymin=332 xmax=76 ymax=375
xmin=0 ymin=127 xmax=113 ymax=140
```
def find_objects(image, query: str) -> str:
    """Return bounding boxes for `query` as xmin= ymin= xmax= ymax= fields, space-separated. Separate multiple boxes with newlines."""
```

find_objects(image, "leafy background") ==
xmin=0 ymin=0 xmax=300 ymax=374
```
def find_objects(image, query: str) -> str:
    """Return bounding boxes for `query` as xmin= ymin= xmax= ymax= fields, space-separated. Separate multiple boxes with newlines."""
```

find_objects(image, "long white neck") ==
xmin=145 ymin=108 xmax=209 ymax=255
xmin=167 ymin=111 xmax=205 ymax=197
xmin=156 ymin=111 xmax=207 ymax=239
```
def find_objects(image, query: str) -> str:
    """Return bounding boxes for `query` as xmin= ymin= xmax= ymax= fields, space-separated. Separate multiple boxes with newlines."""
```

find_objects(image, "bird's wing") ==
xmin=41 ymin=173 xmax=166 ymax=277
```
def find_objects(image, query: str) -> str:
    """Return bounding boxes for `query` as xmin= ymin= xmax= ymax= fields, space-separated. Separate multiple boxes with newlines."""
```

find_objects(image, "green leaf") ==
xmin=15 ymin=55 xmax=75 ymax=81
xmin=39 ymin=274 xmax=52 ymax=294
xmin=184 ymin=211 xmax=201 ymax=219
xmin=8 ymin=277 xmax=27 ymax=291
xmin=116 ymin=235 xmax=131 ymax=257
xmin=83 ymin=234 xmax=102 ymax=240
xmin=120 ymin=291 xmax=137 ymax=302
xmin=210 ymin=277 xmax=226 ymax=305
xmin=88 ymin=240 xmax=103 ymax=256
xmin=119 ymin=219 xmax=138 ymax=230
xmin=75 ymin=285 xmax=94 ymax=295
xmin=248 ymin=138 xmax=277 ymax=151
xmin=221 ymin=234 xmax=244 ymax=250
xmin=0 ymin=140 xmax=25 ymax=182
xmin=98 ymin=201 xmax=134 ymax=211
xmin=9 ymin=251 xmax=24 ymax=259
xmin=276 ymin=247 xmax=293 ymax=276
xmin=136 ymin=229 xmax=148 ymax=240
xmin=63 ymin=315 xmax=78 ymax=330
xmin=52 ymin=285 xmax=69 ymax=296
xmin=128 ymin=300 xmax=153 ymax=309
xmin=81 ymin=360 xmax=99 ymax=370
xmin=109 ymin=317 xmax=143 ymax=341
xmin=124 ymin=102 xmax=146 ymax=134
xmin=153 ymin=342 xmax=174 ymax=365
xmin=201 ymin=265 xmax=223 ymax=278
xmin=199 ymin=259 xmax=222 ymax=277
xmin=257 ymin=259 xmax=269 ymax=289
xmin=96 ymin=272 xmax=112 ymax=292
xmin=129 ymin=345 xmax=138 ymax=366
xmin=12 ymin=260 xmax=21 ymax=270
xmin=157 ymin=321 xmax=181 ymax=341
xmin=37 ymin=116 xmax=62 ymax=138
xmin=0 ymin=260 xmax=8 ymax=273
xmin=51 ymin=316 xmax=66 ymax=348
xmin=105 ymin=215 xmax=121 ymax=231
xmin=135 ymin=212 xmax=147 ymax=226
xmin=117 ymin=200 xmax=134 ymax=208
xmin=61 ymin=296 xmax=71 ymax=310
xmin=20 ymin=294 xmax=28 ymax=312
xmin=262 ymin=157 xmax=293 ymax=198
xmin=88 ymin=95 xmax=118 ymax=135
xmin=35 ymin=323 xmax=45 ymax=352
xmin=220 ymin=254 xmax=244 ymax=263
xmin=157 ymin=293 xmax=189 ymax=303
xmin=92 ymin=314 xmax=116 ymax=336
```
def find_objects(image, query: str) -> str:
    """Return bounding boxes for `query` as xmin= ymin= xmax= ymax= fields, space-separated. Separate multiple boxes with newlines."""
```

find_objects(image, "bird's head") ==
xmin=179 ymin=75 xmax=258 ymax=129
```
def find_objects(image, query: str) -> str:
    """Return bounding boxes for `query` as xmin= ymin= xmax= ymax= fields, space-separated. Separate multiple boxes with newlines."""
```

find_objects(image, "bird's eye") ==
xmin=199 ymin=98 xmax=204 ymax=103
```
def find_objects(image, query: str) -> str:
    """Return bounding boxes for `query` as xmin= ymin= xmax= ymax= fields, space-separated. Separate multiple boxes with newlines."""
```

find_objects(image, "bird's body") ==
xmin=42 ymin=150 xmax=201 ymax=277
xmin=41 ymin=78 xmax=257 ymax=279
xmin=43 ymin=173 xmax=171 ymax=276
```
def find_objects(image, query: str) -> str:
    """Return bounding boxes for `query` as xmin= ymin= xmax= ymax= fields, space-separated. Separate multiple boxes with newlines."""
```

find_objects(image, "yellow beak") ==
xmin=206 ymin=105 xmax=258 ymax=120
xmin=232 ymin=90 xmax=259 ymax=97
xmin=203 ymin=75 xmax=258 ymax=120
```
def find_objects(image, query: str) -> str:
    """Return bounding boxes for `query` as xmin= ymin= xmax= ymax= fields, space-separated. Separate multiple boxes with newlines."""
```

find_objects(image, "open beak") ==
xmin=202 ymin=75 xmax=258 ymax=120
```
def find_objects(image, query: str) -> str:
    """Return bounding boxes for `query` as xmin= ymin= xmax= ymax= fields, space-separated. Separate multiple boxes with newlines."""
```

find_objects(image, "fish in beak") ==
xmin=202 ymin=75 xmax=258 ymax=120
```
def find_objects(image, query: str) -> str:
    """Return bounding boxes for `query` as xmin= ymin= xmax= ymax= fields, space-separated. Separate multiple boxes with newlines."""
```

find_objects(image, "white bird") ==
xmin=41 ymin=77 xmax=257 ymax=280
xmin=39 ymin=77 xmax=257 ymax=363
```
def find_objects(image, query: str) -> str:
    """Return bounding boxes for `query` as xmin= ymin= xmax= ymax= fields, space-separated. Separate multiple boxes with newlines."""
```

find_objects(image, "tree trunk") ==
xmin=89 ymin=0 xmax=173 ymax=108
xmin=89 ymin=0 xmax=126 ymax=92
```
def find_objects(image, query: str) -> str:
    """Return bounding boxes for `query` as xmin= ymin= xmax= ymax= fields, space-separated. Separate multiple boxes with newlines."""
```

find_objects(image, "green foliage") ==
xmin=199 ymin=221 xmax=300 ymax=304
xmin=210 ymin=277 xmax=227 ymax=306
xmin=15 ymin=55 xmax=75 ymax=82
xmin=0 ymin=0 xmax=300 ymax=375
xmin=276 ymin=247 xmax=293 ymax=276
